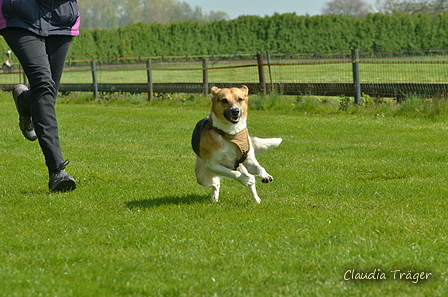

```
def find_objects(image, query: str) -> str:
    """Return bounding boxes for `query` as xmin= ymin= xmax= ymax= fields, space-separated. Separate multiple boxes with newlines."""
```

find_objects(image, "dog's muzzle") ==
xmin=224 ymin=106 xmax=242 ymax=123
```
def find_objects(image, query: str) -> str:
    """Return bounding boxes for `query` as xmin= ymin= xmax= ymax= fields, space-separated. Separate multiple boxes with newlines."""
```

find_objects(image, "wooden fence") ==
xmin=2 ymin=50 xmax=448 ymax=101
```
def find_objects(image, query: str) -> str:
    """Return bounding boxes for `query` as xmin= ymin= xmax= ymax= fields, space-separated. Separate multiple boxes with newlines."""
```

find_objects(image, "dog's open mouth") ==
xmin=224 ymin=115 xmax=240 ymax=124
xmin=224 ymin=109 xmax=242 ymax=124
xmin=229 ymin=116 xmax=240 ymax=123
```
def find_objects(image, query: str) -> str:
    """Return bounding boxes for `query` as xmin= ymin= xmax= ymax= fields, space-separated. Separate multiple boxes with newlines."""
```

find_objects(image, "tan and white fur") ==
xmin=192 ymin=85 xmax=282 ymax=203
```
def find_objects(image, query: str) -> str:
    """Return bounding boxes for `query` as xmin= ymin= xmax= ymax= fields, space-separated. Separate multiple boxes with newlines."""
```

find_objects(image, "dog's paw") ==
xmin=239 ymin=174 xmax=256 ymax=186
xmin=260 ymin=174 xmax=273 ymax=183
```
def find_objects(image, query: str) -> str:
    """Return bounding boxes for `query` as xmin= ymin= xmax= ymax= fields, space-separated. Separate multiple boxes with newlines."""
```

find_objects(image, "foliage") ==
xmin=4 ymin=12 xmax=448 ymax=61
xmin=79 ymin=0 xmax=230 ymax=30
xmin=322 ymin=0 xmax=373 ymax=17
xmin=376 ymin=0 xmax=448 ymax=17
xmin=66 ymin=13 xmax=448 ymax=61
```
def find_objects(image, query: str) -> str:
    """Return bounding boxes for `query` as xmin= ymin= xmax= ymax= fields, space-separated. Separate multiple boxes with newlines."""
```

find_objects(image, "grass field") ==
xmin=0 ymin=92 xmax=447 ymax=296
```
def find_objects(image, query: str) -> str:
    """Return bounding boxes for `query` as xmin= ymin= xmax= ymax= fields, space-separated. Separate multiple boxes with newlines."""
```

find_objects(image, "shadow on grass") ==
xmin=125 ymin=194 xmax=210 ymax=209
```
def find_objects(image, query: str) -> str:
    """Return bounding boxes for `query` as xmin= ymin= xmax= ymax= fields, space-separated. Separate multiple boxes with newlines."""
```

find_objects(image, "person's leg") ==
xmin=2 ymin=28 xmax=64 ymax=173
xmin=46 ymin=34 xmax=73 ymax=91
xmin=45 ymin=35 xmax=77 ymax=191
xmin=2 ymin=28 xmax=76 ymax=191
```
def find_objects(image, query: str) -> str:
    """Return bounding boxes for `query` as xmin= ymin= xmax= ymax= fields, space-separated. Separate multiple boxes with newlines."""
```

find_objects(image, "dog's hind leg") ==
xmin=195 ymin=157 xmax=221 ymax=202
xmin=248 ymin=184 xmax=261 ymax=204
xmin=211 ymin=177 xmax=221 ymax=203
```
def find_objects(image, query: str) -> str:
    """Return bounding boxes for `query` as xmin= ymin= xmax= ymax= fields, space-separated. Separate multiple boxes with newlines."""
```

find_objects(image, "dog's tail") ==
xmin=250 ymin=136 xmax=282 ymax=155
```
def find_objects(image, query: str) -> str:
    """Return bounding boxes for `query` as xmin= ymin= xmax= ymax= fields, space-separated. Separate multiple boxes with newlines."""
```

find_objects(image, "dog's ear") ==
xmin=211 ymin=86 xmax=221 ymax=95
xmin=240 ymin=85 xmax=249 ymax=96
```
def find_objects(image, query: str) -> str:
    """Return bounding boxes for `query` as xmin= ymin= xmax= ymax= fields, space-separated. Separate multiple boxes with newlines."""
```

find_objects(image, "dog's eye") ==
xmin=220 ymin=99 xmax=229 ymax=104
xmin=238 ymin=98 xmax=244 ymax=102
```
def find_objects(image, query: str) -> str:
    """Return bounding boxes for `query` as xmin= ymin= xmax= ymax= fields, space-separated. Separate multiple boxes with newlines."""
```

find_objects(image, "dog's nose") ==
xmin=229 ymin=106 xmax=240 ymax=116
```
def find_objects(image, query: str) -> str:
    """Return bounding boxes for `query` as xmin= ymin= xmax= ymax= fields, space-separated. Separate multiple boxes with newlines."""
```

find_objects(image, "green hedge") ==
xmin=2 ymin=13 xmax=448 ymax=61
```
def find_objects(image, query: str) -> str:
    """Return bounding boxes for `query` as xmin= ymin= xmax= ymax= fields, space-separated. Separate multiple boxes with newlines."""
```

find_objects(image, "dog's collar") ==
xmin=213 ymin=126 xmax=250 ymax=170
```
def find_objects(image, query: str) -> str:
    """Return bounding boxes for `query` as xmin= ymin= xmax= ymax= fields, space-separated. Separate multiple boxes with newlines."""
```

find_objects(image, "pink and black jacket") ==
xmin=0 ymin=0 xmax=80 ymax=36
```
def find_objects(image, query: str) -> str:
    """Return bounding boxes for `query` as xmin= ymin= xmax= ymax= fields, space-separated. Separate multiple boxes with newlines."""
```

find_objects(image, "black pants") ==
xmin=2 ymin=28 xmax=72 ymax=174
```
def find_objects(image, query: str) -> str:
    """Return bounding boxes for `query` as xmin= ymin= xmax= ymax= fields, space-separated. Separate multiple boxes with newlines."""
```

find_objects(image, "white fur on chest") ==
xmin=210 ymin=135 xmax=252 ymax=169
xmin=210 ymin=112 xmax=247 ymax=135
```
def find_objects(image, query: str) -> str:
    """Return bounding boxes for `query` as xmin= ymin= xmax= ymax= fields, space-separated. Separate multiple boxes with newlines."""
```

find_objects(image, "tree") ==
xmin=79 ymin=0 xmax=121 ymax=29
xmin=170 ymin=3 xmax=229 ymax=22
xmin=207 ymin=11 xmax=230 ymax=22
xmin=375 ymin=0 xmax=448 ymax=17
xmin=322 ymin=0 xmax=372 ymax=17
xmin=78 ymin=0 xmax=230 ymax=30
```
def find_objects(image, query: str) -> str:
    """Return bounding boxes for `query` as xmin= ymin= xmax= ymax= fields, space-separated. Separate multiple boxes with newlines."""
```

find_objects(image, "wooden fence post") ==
xmin=203 ymin=59 xmax=208 ymax=97
xmin=257 ymin=53 xmax=266 ymax=96
xmin=146 ymin=59 xmax=153 ymax=100
xmin=352 ymin=49 xmax=361 ymax=105
xmin=266 ymin=51 xmax=274 ymax=94
xmin=91 ymin=59 xmax=98 ymax=99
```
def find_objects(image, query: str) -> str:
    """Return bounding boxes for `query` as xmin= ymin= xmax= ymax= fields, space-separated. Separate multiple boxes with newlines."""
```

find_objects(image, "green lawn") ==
xmin=0 ymin=93 xmax=446 ymax=296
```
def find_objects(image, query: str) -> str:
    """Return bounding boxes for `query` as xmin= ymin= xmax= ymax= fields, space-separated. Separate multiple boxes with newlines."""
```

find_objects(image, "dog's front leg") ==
xmin=204 ymin=161 xmax=254 ymax=186
xmin=244 ymin=156 xmax=274 ymax=183
xmin=238 ymin=165 xmax=261 ymax=204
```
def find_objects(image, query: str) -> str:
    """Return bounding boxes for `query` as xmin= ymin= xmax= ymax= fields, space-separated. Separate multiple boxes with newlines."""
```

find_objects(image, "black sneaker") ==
xmin=12 ymin=84 xmax=37 ymax=141
xmin=49 ymin=160 xmax=77 ymax=192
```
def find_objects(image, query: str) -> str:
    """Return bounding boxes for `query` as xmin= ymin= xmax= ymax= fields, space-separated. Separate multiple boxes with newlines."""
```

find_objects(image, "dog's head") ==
xmin=210 ymin=86 xmax=249 ymax=128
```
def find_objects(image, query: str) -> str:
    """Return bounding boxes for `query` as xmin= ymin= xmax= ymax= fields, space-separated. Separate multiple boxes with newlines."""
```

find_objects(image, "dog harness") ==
xmin=192 ymin=117 xmax=250 ymax=170
xmin=213 ymin=126 xmax=250 ymax=170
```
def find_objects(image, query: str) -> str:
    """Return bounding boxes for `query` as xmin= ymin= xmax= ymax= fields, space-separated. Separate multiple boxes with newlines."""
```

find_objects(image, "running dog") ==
xmin=191 ymin=85 xmax=282 ymax=203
